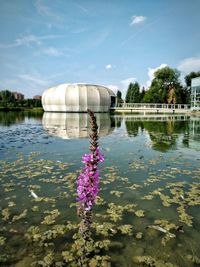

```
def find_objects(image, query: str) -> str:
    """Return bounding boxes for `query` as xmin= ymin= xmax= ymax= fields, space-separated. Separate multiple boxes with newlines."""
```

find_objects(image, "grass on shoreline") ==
xmin=0 ymin=107 xmax=44 ymax=112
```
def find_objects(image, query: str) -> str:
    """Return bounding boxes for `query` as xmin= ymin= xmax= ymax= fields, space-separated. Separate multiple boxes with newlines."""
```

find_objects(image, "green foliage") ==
xmin=116 ymin=90 xmax=122 ymax=100
xmin=140 ymin=87 xmax=146 ymax=102
xmin=0 ymin=90 xmax=42 ymax=109
xmin=185 ymin=71 xmax=200 ymax=87
xmin=125 ymin=82 xmax=141 ymax=103
xmin=143 ymin=66 xmax=190 ymax=104
xmin=116 ymin=90 xmax=123 ymax=103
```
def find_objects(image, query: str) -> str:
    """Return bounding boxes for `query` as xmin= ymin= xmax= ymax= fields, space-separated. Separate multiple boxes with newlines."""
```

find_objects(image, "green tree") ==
xmin=130 ymin=82 xmax=140 ymax=103
xmin=143 ymin=66 xmax=187 ymax=103
xmin=139 ymin=87 xmax=146 ymax=102
xmin=0 ymin=90 xmax=42 ymax=109
xmin=185 ymin=71 xmax=200 ymax=87
xmin=125 ymin=82 xmax=140 ymax=103
xmin=183 ymin=71 xmax=200 ymax=104
xmin=125 ymin=83 xmax=133 ymax=103
xmin=116 ymin=90 xmax=123 ymax=103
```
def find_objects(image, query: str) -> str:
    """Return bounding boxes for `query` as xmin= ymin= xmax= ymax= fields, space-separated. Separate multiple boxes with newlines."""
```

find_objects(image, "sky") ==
xmin=0 ymin=0 xmax=200 ymax=98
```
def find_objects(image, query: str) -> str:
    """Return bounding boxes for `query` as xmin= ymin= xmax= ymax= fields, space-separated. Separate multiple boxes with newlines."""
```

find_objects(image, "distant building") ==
xmin=33 ymin=95 xmax=42 ymax=100
xmin=191 ymin=77 xmax=200 ymax=110
xmin=13 ymin=92 xmax=24 ymax=100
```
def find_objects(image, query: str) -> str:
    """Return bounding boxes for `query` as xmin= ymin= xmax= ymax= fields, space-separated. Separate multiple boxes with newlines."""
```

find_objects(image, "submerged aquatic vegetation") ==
xmin=135 ymin=209 xmax=145 ymax=217
xmin=132 ymin=255 xmax=179 ymax=267
xmin=41 ymin=209 xmax=60 ymax=225
xmin=0 ymin=236 xmax=6 ymax=246
xmin=12 ymin=209 xmax=27 ymax=222
xmin=2 ymin=208 xmax=10 ymax=221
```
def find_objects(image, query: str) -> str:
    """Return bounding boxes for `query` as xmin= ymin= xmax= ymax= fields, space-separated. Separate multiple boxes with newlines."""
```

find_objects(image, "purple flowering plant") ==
xmin=77 ymin=110 xmax=104 ymax=216
xmin=74 ymin=110 xmax=106 ymax=266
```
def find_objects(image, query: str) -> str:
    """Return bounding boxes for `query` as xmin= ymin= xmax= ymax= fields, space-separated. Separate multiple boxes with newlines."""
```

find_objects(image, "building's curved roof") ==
xmin=42 ymin=83 xmax=115 ymax=112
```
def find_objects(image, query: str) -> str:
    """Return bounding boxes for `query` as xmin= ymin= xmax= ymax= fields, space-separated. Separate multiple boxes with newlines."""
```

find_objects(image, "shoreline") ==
xmin=0 ymin=107 xmax=44 ymax=112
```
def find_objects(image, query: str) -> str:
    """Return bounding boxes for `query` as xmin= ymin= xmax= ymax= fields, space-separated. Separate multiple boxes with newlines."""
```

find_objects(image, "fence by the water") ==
xmin=111 ymin=103 xmax=191 ymax=113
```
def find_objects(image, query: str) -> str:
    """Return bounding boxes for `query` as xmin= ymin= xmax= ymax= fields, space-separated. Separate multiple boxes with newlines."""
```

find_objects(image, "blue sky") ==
xmin=0 ymin=0 xmax=200 ymax=98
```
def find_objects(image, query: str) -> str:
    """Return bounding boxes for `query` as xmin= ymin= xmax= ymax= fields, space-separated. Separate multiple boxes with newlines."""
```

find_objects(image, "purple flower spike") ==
xmin=77 ymin=110 xmax=104 ymax=214
xmin=77 ymin=145 xmax=104 ymax=211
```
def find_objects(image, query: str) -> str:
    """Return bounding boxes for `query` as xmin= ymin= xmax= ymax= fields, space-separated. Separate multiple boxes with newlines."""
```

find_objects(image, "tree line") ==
xmin=0 ymin=90 xmax=42 ymax=109
xmin=123 ymin=67 xmax=200 ymax=104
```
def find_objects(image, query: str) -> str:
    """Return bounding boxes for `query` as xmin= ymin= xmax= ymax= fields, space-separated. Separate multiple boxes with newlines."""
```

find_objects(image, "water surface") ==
xmin=0 ymin=112 xmax=200 ymax=266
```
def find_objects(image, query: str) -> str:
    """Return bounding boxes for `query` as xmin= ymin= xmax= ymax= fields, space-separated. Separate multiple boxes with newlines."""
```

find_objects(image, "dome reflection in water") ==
xmin=42 ymin=112 xmax=116 ymax=139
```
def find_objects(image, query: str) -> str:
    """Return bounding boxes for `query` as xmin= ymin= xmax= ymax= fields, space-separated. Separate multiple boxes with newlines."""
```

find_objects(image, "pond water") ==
xmin=0 ymin=111 xmax=200 ymax=267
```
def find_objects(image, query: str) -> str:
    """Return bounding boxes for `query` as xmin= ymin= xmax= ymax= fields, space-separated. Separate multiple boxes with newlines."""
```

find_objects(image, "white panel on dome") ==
xmin=87 ymin=85 xmax=100 ymax=112
xmin=98 ymin=86 xmax=110 ymax=112
xmin=65 ymin=84 xmax=79 ymax=111
xmin=79 ymin=84 xmax=88 ymax=112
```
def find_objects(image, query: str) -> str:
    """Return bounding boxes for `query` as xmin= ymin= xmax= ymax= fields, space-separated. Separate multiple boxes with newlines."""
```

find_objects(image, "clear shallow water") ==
xmin=0 ymin=112 xmax=200 ymax=267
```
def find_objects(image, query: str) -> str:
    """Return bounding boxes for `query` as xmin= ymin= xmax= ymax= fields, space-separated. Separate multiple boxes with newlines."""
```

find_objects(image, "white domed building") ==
xmin=42 ymin=83 xmax=116 ymax=112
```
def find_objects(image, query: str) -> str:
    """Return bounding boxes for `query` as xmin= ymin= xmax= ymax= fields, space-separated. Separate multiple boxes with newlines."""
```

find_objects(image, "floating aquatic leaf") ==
xmin=142 ymin=195 xmax=154 ymax=200
xmin=41 ymin=209 xmax=60 ymax=225
xmin=135 ymin=232 xmax=143 ymax=239
xmin=95 ymin=196 xmax=106 ymax=205
xmin=8 ymin=201 xmax=16 ymax=207
xmin=128 ymin=184 xmax=142 ymax=190
xmin=92 ymin=222 xmax=116 ymax=236
xmin=12 ymin=209 xmax=27 ymax=222
xmin=110 ymin=190 xmax=123 ymax=197
xmin=31 ymin=205 xmax=39 ymax=212
xmin=106 ymin=203 xmax=124 ymax=222
xmin=135 ymin=210 xmax=145 ymax=217
xmin=37 ymin=252 xmax=54 ymax=267
xmin=133 ymin=255 xmax=179 ymax=266
xmin=2 ymin=208 xmax=10 ymax=221
xmin=0 ymin=236 xmax=6 ymax=246
xmin=118 ymin=224 xmax=133 ymax=236
xmin=89 ymin=255 xmax=111 ymax=267
xmin=177 ymin=205 xmax=193 ymax=227
xmin=62 ymin=251 xmax=74 ymax=263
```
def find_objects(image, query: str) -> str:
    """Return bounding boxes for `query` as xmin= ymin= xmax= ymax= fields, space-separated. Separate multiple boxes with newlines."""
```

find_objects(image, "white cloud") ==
xmin=105 ymin=64 xmax=112 ymax=70
xmin=15 ymin=34 xmax=42 ymax=46
xmin=120 ymin=77 xmax=136 ymax=88
xmin=118 ymin=77 xmax=136 ymax=98
xmin=34 ymin=0 xmax=62 ymax=22
xmin=42 ymin=47 xmax=63 ymax=56
xmin=106 ymin=85 xmax=119 ymax=93
xmin=0 ymin=34 xmax=62 ymax=48
xmin=72 ymin=28 xmax=88 ymax=34
xmin=130 ymin=15 xmax=146 ymax=26
xmin=17 ymin=74 xmax=49 ymax=86
xmin=146 ymin=63 xmax=167 ymax=87
xmin=73 ymin=3 xmax=88 ymax=12
xmin=178 ymin=56 xmax=200 ymax=73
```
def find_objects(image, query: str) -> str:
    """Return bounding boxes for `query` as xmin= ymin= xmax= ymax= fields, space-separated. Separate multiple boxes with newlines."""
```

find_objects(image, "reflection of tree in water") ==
xmin=144 ymin=120 xmax=190 ymax=152
xmin=25 ymin=111 xmax=43 ymax=122
xmin=0 ymin=111 xmax=43 ymax=126
xmin=125 ymin=120 xmax=144 ymax=137
xmin=0 ymin=112 xmax=25 ymax=126
xmin=144 ymin=121 xmax=177 ymax=152
xmin=125 ymin=118 xmax=190 ymax=152
xmin=111 ymin=116 xmax=122 ymax=128
xmin=187 ymin=118 xmax=200 ymax=148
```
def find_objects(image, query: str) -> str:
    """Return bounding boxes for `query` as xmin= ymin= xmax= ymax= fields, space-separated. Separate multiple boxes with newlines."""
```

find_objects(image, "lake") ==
xmin=0 ymin=111 xmax=200 ymax=267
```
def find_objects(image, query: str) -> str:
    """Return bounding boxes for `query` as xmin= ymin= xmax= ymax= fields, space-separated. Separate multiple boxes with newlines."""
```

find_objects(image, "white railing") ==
xmin=114 ymin=103 xmax=191 ymax=109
